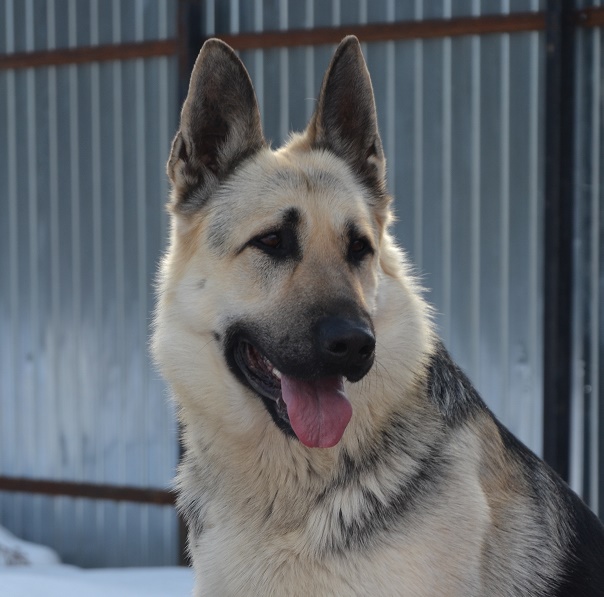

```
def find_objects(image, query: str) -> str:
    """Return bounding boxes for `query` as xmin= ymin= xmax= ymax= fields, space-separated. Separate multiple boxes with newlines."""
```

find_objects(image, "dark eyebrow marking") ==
xmin=345 ymin=221 xmax=366 ymax=242
xmin=236 ymin=207 xmax=302 ymax=258
xmin=281 ymin=207 xmax=300 ymax=228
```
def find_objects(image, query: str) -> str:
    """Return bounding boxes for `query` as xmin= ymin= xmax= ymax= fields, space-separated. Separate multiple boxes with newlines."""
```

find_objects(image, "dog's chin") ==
xmin=232 ymin=340 xmax=296 ymax=438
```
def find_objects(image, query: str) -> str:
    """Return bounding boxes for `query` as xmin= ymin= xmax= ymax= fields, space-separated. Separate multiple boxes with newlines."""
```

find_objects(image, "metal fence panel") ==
xmin=0 ymin=0 xmax=179 ymax=567
xmin=572 ymin=14 xmax=603 ymax=517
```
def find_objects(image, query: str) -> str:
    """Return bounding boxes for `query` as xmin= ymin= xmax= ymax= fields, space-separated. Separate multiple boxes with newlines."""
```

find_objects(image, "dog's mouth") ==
xmin=234 ymin=341 xmax=352 ymax=448
xmin=235 ymin=341 xmax=288 ymax=419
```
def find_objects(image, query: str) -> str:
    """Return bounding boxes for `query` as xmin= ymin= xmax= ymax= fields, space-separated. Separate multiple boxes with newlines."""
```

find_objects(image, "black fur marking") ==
xmin=426 ymin=342 xmax=485 ymax=425
xmin=212 ymin=331 xmax=221 ymax=342
xmin=552 ymin=490 xmax=604 ymax=596
xmin=282 ymin=207 xmax=300 ymax=226
xmin=317 ymin=413 xmax=447 ymax=554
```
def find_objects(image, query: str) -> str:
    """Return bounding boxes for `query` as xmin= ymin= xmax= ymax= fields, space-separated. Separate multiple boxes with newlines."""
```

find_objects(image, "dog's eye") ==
xmin=249 ymin=229 xmax=299 ymax=260
xmin=350 ymin=239 xmax=366 ymax=253
xmin=256 ymin=233 xmax=281 ymax=249
xmin=348 ymin=237 xmax=373 ymax=264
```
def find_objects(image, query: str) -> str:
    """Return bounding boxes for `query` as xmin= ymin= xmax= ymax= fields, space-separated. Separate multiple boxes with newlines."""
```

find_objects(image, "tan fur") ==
xmin=152 ymin=37 xmax=579 ymax=597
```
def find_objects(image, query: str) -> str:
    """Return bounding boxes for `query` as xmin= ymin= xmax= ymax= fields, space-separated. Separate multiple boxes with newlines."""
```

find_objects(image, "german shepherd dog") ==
xmin=153 ymin=36 xmax=604 ymax=596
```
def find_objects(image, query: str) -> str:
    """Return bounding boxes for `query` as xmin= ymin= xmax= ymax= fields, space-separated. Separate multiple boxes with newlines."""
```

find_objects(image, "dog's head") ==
xmin=154 ymin=37 xmax=417 ymax=449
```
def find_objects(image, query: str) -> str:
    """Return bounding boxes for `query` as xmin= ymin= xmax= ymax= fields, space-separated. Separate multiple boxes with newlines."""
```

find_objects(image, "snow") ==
xmin=0 ymin=526 xmax=193 ymax=596
xmin=0 ymin=566 xmax=194 ymax=597
xmin=0 ymin=525 xmax=61 ymax=566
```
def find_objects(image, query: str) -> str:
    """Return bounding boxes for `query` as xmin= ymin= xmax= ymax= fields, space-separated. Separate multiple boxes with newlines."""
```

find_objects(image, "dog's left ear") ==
xmin=306 ymin=36 xmax=386 ymax=201
xmin=167 ymin=39 xmax=266 ymax=212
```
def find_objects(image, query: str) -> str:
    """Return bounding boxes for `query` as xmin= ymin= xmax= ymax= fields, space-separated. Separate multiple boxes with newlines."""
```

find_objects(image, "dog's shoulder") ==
xmin=425 ymin=341 xmax=487 ymax=426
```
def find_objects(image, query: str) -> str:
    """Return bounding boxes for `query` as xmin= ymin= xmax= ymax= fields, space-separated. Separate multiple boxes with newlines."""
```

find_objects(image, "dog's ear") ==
xmin=167 ymin=39 xmax=266 ymax=212
xmin=306 ymin=36 xmax=386 ymax=201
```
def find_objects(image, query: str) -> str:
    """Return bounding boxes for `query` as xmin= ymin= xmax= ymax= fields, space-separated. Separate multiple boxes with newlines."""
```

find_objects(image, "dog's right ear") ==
xmin=167 ymin=39 xmax=266 ymax=212
xmin=305 ymin=36 xmax=387 ymax=206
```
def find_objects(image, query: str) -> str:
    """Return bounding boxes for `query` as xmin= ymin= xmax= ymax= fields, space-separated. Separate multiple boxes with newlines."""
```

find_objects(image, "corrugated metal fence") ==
xmin=572 ymin=1 xmax=603 ymax=517
xmin=0 ymin=0 xmax=602 ymax=567
xmin=0 ymin=0 xmax=180 ymax=566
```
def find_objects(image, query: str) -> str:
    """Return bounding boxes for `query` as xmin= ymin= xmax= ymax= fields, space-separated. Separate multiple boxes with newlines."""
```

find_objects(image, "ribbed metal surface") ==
xmin=202 ymin=0 xmax=546 ymax=455
xmin=571 ymin=6 xmax=603 ymax=516
xmin=0 ymin=0 xmax=179 ymax=567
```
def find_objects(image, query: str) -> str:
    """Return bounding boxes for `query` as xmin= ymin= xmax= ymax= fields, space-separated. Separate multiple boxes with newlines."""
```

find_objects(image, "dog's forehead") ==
xmin=207 ymin=150 xmax=374 ymax=247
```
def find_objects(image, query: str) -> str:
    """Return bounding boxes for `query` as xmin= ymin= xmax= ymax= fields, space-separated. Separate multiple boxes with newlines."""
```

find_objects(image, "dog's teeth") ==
xmin=272 ymin=368 xmax=282 ymax=380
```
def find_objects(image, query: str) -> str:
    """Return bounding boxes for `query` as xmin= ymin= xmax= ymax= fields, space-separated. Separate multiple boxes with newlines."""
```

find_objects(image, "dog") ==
xmin=152 ymin=36 xmax=604 ymax=596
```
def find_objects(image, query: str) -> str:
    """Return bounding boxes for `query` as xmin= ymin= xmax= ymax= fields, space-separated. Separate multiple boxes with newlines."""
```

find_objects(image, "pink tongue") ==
xmin=280 ymin=375 xmax=352 ymax=448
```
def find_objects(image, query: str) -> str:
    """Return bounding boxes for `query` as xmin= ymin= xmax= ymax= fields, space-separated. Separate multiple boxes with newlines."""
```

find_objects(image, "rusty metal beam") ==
xmin=216 ymin=12 xmax=546 ymax=51
xmin=2 ymin=8 xmax=604 ymax=72
xmin=0 ymin=39 xmax=178 ymax=71
xmin=0 ymin=476 xmax=175 ymax=505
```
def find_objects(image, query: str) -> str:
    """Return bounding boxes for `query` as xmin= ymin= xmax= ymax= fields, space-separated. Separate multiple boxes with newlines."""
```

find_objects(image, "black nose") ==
xmin=316 ymin=316 xmax=375 ymax=378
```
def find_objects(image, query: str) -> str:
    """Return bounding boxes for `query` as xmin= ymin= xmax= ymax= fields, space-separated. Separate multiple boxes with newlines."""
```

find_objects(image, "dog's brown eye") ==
xmin=347 ymin=237 xmax=372 ymax=264
xmin=258 ymin=233 xmax=281 ymax=249
xmin=350 ymin=239 xmax=366 ymax=253
xmin=250 ymin=229 xmax=299 ymax=260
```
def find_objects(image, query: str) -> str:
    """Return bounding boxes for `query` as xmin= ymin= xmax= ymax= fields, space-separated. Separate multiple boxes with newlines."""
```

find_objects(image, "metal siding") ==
xmin=587 ymin=20 xmax=602 ymax=518
xmin=0 ymin=0 xmax=179 ymax=567
xmin=572 ymin=15 xmax=603 ymax=516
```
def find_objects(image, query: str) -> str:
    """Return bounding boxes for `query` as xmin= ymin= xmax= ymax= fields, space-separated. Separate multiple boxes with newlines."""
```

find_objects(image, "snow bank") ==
xmin=0 ymin=526 xmax=193 ymax=596
xmin=0 ymin=566 xmax=193 ymax=597
xmin=0 ymin=526 xmax=61 ymax=566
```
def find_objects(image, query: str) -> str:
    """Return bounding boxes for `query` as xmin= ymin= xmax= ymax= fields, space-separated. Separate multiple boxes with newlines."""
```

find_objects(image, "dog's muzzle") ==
xmin=226 ymin=316 xmax=375 ymax=449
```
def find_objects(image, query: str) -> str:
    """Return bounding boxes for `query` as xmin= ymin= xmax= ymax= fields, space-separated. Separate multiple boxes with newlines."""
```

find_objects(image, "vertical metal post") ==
xmin=178 ymin=0 xmax=204 ymax=108
xmin=413 ymin=0 xmax=423 ymax=270
xmin=470 ymin=0 xmax=481 ymax=383
xmin=176 ymin=0 xmax=206 ymax=566
xmin=543 ymin=0 xmax=575 ymax=482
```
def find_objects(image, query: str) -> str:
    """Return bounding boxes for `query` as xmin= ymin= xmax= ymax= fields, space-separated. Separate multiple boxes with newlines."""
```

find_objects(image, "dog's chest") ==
xmin=181 ymin=433 xmax=493 ymax=596
xmin=188 ymin=495 xmax=486 ymax=597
